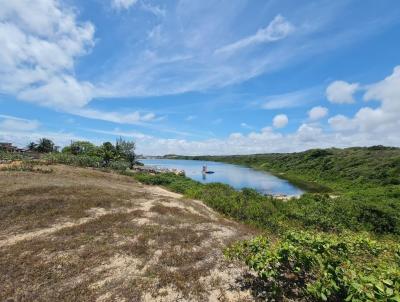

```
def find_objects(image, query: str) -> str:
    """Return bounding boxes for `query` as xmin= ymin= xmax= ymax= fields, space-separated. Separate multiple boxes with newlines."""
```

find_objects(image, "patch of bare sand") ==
xmin=151 ymin=186 xmax=183 ymax=198
xmin=0 ymin=207 xmax=136 ymax=247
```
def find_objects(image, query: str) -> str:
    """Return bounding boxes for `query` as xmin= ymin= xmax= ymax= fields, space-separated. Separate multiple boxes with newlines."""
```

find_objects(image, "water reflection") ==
xmin=140 ymin=159 xmax=304 ymax=197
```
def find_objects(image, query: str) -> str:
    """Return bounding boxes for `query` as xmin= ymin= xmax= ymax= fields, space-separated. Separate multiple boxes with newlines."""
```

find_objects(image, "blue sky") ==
xmin=1 ymin=0 xmax=400 ymax=154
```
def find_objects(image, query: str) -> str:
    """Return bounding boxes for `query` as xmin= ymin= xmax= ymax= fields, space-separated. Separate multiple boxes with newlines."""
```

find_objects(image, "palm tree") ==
xmin=27 ymin=142 xmax=37 ymax=151
xmin=36 ymin=138 xmax=55 ymax=153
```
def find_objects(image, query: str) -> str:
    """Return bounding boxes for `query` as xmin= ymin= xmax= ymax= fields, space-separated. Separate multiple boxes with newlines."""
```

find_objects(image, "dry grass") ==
xmin=0 ymin=164 xmax=259 ymax=301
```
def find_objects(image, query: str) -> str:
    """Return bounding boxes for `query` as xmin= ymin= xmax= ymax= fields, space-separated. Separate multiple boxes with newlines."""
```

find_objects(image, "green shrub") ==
xmin=225 ymin=231 xmax=400 ymax=301
xmin=43 ymin=153 xmax=102 ymax=167
xmin=108 ymin=160 xmax=130 ymax=171
xmin=357 ymin=203 xmax=399 ymax=234
xmin=0 ymin=151 xmax=27 ymax=161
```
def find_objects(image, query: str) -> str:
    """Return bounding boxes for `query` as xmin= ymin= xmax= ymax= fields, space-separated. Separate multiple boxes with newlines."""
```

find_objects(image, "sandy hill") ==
xmin=0 ymin=165 xmax=259 ymax=301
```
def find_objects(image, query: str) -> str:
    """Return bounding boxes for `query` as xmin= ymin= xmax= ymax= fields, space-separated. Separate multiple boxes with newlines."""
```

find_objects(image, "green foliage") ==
xmin=133 ymin=172 xmax=400 ymax=235
xmin=62 ymin=141 xmax=97 ymax=156
xmin=60 ymin=139 xmax=136 ymax=169
xmin=177 ymin=146 xmax=400 ymax=190
xmin=0 ymin=151 xmax=27 ymax=161
xmin=107 ymin=160 xmax=130 ymax=171
xmin=133 ymin=164 xmax=400 ymax=301
xmin=115 ymin=137 xmax=136 ymax=168
xmin=36 ymin=138 xmax=56 ymax=153
xmin=43 ymin=153 xmax=102 ymax=168
xmin=134 ymin=173 xmax=284 ymax=231
xmin=27 ymin=142 xmax=38 ymax=151
xmin=225 ymin=231 xmax=400 ymax=301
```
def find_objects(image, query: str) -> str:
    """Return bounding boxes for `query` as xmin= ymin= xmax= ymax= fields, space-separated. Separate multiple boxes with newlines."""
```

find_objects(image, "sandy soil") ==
xmin=0 ymin=165 xmax=260 ymax=301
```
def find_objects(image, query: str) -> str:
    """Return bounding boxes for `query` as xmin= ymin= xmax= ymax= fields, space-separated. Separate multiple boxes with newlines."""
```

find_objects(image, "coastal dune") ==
xmin=0 ymin=165 xmax=259 ymax=301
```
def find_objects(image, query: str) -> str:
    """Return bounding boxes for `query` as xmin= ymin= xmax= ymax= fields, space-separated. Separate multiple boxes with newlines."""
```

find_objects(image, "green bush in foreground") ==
xmin=225 ymin=231 xmax=400 ymax=301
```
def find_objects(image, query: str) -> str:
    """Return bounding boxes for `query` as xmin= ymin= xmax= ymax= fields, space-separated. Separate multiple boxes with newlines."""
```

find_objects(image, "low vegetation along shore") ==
xmin=1 ymin=142 xmax=400 ymax=301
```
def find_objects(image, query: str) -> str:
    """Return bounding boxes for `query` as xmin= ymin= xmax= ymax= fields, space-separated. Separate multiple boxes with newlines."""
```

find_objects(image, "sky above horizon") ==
xmin=1 ymin=0 xmax=400 ymax=155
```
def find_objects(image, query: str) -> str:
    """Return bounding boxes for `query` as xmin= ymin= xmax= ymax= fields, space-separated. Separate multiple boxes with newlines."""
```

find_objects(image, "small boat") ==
xmin=202 ymin=165 xmax=215 ymax=174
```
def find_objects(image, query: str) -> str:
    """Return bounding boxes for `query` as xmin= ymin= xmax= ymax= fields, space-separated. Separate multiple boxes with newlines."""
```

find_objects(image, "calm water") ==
xmin=139 ymin=159 xmax=304 ymax=196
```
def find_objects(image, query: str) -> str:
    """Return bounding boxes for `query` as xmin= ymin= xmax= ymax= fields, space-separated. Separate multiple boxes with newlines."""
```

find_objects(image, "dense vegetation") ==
xmin=3 ymin=144 xmax=400 ymax=300
xmin=133 ymin=171 xmax=400 ymax=300
xmin=1 ymin=138 xmax=139 ymax=171
xmin=140 ymin=147 xmax=400 ymax=300
xmin=226 ymin=232 xmax=400 ymax=301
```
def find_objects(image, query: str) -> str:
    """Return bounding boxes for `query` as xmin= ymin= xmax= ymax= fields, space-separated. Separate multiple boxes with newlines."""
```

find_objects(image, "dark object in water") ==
xmin=202 ymin=164 xmax=214 ymax=174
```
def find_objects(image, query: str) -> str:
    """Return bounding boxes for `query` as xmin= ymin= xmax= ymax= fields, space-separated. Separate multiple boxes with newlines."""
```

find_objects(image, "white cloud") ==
xmin=0 ymin=0 xmax=95 ymax=110
xmin=185 ymin=115 xmax=197 ymax=121
xmin=364 ymin=66 xmax=400 ymax=112
xmin=5 ymin=62 xmax=400 ymax=156
xmin=308 ymin=106 xmax=328 ymax=120
xmin=240 ymin=122 xmax=252 ymax=129
xmin=328 ymin=114 xmax=354 ymax=131
xmin=141 ymin=2 xmax=166 ymax=17
xmin=111 ymin=0 xmax=138 ymax=10
xmin=326 ymin=81 xmax=359 ymax=104
xmin=0 ymin=1 xmax=158 ymax=127
xmin=0 ymin=115 xmax=88 ymax=148
xmin=102 ymin=1 xmax=393 ymax=100
xmin=273 ymin=114 xmax=288 ymax=128
xmin=72 ymin=109 xmax=157 ymax=125
xmin=18 ymin=76 xmax=94 ymax=110
xmin=0 ymin=115 xmax=40 ymax=131
xmin=262 ymin=88 xmax=318 ymax=110
xmin=85 ymin=128 xmax=152 ymax=140
xmin=215 ymin=15 xmax=294 ymax=55
xmin=329 ymin=66 xmax=400 ymax=137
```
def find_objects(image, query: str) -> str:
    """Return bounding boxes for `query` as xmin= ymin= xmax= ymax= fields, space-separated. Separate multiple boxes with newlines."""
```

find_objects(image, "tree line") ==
xmin=27 ymin=137 xmax=137 ymax=168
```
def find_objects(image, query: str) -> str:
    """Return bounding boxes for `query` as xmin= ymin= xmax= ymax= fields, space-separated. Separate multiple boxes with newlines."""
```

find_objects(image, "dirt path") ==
xmin=0 ymin=165 xmax=259 ymax=301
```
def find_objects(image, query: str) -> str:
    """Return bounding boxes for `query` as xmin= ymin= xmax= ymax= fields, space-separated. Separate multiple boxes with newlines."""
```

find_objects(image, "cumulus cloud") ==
xmin=0 ymin=0 xmax=95 ymax=110
xmin=215 ymin=15 xmax=294 ymax=55
xmin=329 ymin=66 xmax=400 ymax=136
xmin=273 ymin=114 xmax=288 ymax=128
xmin=0 ymin=1 xmax=160 ymax=125
xmin=18 ymin=76 xmax=94 ymax=110
xmin=326 ymin=81 xmax=359 ymax=104
xmin=308 ymin=106 xmax=328 ymax=120
xmin=6 ymin=64 xmax=400 ymax=157
xmin=111 ymin=0 xmax=138 ymax=10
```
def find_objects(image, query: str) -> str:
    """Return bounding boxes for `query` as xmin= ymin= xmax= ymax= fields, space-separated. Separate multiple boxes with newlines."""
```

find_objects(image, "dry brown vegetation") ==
xmin=0 ymin=165 xmax=260 ymax=301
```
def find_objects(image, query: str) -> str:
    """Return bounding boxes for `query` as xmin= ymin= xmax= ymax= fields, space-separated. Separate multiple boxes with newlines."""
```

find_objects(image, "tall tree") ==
xmin=27 ymin=142 xmax=38 ymax=151
xmin=100 ymin=142 xmax=116 ymax=166
xmin=68 ymin=141 xmax=97 ymax=155
xmin=36 ymin=138 xmax=55 ymax=153
xmin=116 ymin=137 xmax=136 ymax=168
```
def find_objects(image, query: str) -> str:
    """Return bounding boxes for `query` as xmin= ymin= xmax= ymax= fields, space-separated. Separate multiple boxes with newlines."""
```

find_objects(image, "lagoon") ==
xmin=139 ymin=159 xmax=304 ymax=196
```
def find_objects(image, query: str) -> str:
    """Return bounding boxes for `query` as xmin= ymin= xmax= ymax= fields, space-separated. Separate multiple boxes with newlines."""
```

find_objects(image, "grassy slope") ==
xmin=142 ymin=148 xmax=400 ymax=300
xmin=163 ymin=147 xmax=400 ymax=235
xmin=0 ymin=164 xmax=258 ymax=301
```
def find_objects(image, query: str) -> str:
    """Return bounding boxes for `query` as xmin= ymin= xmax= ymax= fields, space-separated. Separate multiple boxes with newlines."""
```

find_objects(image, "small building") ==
xmin=0 ymin=142 xmax=24 ymax=153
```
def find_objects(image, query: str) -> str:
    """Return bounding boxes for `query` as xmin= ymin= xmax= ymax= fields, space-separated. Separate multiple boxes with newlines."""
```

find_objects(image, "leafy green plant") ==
xmin=225 ymin=231 xmax=400 ymax=301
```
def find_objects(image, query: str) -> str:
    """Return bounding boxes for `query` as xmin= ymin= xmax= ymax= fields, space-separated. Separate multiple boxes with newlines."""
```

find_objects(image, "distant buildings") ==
xmin=0 ymin=142 xmax=26 ymax=153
